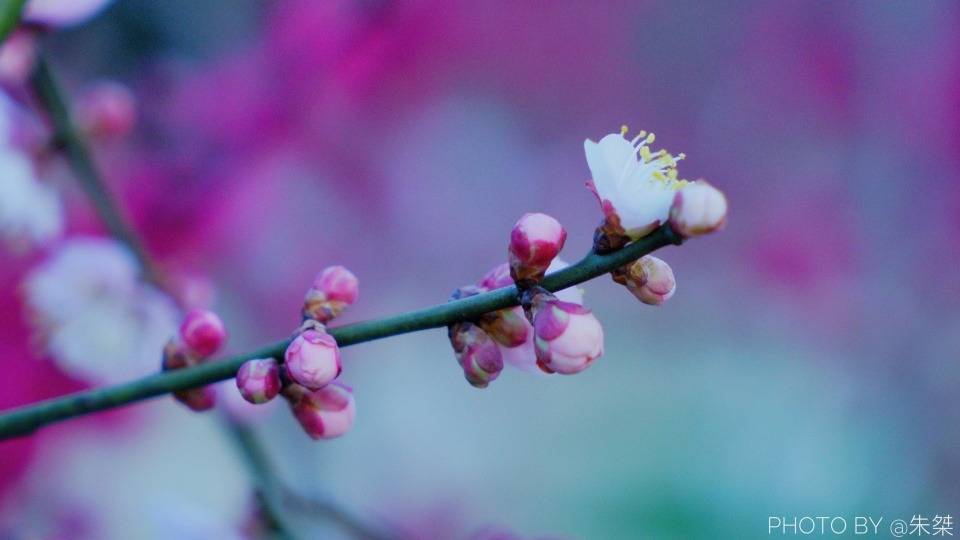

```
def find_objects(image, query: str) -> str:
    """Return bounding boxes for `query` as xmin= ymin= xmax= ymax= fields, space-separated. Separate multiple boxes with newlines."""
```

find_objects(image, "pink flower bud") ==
xmin=669 ymin=181 xmax=728 ymax=238
xmin=302 ymin=265 xmax=359 ymax=323
xmin=284 ymin=329 xmax=341 ymax=389
xmin=448 ymin=321 xmax=503 ymax=388
xmin=161 ymin=339 xmax=191 ymax=371
xmin=529 ymin=292 xmax=604 ymax=375
xmin=179 ymin=309 xmax=227 ymax=358
xmin=288 ymin=382 xmax=356 ymax=440
xmin=236 ymin=358 xmax=281 ymax=404
xmin=508 ymin=213 xmax=566 ymax=283
xmin=478 ymin=306 xmax=529 ymax=348
xmin=78 ymin=82 xmax=137 ymax=139
xmin=611 ymin=255 xmax=676 ymax=306
xmin=174 ymin=385 xmax=217 ymax=412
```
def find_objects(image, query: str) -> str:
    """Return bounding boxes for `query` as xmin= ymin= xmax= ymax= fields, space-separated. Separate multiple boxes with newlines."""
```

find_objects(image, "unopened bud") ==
xmin=508 ymin=213 xmax=566 ymax=284
xmin=78 ymin=82 xmax=136 ymax=139
xmin=236 ymin=358 xmax=281 ymax=404
xmin=302 ymin=265 xmax=359 ymax=323
xmin=284 ymin=328 xmax=341 ymax=389
xmin=448 ymin=321 xmax=503 ymax=388
xmin=287 ymin=382 xmax=356 ymax=440
xmin=179 ymin=309 xmax=227 ymax=358
xmin=527 ymin=289 xmax=604 ymax=375
xmin=669 ymin=181 xmax=727 ymax=238
xmin=611 ymin=255 xmax=676 ymax=306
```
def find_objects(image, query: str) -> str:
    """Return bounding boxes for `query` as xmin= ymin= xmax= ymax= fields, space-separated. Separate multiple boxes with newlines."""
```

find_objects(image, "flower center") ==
xmin=619 ymin=125 xmax=689 ymax=189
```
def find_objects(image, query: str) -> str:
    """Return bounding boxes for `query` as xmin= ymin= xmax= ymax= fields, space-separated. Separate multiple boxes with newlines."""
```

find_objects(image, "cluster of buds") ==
xmin=448 ymin=213 xmax=604 ymax=386
xmin=162 ymin=309 xmax=227 ymax=411
xmin=235 ymin=265 xmax=358 ymax=440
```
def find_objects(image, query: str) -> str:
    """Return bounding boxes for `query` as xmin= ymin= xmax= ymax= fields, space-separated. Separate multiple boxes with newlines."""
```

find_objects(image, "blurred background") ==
xmin=1 ymin=0 xmax=959 ymax=538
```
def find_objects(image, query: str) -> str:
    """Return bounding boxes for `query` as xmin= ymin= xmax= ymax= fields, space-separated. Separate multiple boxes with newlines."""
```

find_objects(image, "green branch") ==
xmin=0 ymin=224 xmax=680 ymax=440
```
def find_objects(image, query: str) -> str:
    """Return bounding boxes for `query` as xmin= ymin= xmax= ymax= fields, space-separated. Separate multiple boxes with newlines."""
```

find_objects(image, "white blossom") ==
xmin=24 ymin=238 xmax=179 ymax=384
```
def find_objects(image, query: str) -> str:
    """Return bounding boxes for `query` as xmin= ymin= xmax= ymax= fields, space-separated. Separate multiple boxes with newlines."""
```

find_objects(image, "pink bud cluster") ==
xmin=448 ymin=213 xmax=605 ymax=387
xmin=234 ymin=265 xmax=358 ymax=440
xmin=162 ymin=309 xmax=227 ymax=411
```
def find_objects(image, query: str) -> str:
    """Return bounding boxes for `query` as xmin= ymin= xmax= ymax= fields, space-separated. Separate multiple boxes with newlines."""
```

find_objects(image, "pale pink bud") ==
xmin=288 ymin=382 xmax=356 ymax=440
xmin=611 ymin=255 xmax=676 ymax=306
xmin=448 ymin=321 xmax=503 ymax=388
xmin=529 ymin=292 xmax=604 ymax=375
xmin=508 ymin=213 xmax=566 ymax=283
xmin=78 ymin=82 xmax=137 ymax=139
xmin=302 ymin=265 xmax=359 ymax=323
xmin=236 ymin=358 xmax=281 ymax=404
xmin=284 ymin=329 xmax=341 ymax=389
xmin=179 ymin=309 xmax=227 ymax=358
xmin=669 ymin=181 xmax=728 ymax=238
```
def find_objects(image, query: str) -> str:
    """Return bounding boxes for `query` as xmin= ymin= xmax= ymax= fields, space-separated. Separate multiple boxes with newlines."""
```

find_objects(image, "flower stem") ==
xmin=0 ymin=223 xmax=680 ymax=439
xmin=30 ymin=53 xmax=166 ymax=289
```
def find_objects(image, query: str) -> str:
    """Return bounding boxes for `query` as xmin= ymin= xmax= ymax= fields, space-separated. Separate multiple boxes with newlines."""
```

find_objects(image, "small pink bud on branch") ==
xmin=284 ymin=328 xmax=342 ymax=390
xmin=524 ymin=287 xmax=604 ymax=375
xmin=508 ymin=213 xmax=566 ymax=285
xmin=236 ymin=358 xmax=281 ymax=404
xmin=179 ymin=309 xmax=227 ymax=358
xmin=302 ymin=265 xmax=359 ymax=323
xmin=611 ymin=255 xmax=676 ymax=306
xmin=285 ymin=382 xmax=356 ymax=440
xmin=669 ymin=181 xmax=728 ymax=238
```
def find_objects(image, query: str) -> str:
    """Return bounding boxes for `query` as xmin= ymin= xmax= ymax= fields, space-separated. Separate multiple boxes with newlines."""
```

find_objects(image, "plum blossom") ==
xmin=508 ymin=212 xmax=566 ymax=284
xmin=585 ymin=127 xmax=727 ymax=248
xmin=24 ymin=238 xmax=179 ymax=384
xmin=236 ymin=358 xmax=281 ymax=404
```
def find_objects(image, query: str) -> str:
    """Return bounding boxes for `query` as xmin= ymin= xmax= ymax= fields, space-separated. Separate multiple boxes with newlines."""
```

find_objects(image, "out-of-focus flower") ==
xmin=301 ymin=265 xmax=359 ymax=323
xmin=0 ymin=30 xmax=37 ymax=85
xmin=526 ymin=288 xmax=604 ymax=375
xmin=286 ymin=382 xmax=356 ymax=440
xmin=77 ymin=82 xmax=137 ymax=139
xmin=23 ymin=0 xmax=114 ymax=27
xmin=24 ymin=238 xmax=179 ymax=384
xmin=669 ymin=181 xmax=728 ymax=238
xmin=284 ymin=328 xmax=341 ymax=389
xmin=235 ymin=358 xmax=281 ymax=404
xmin=0 ymin=147 xmax=62 ymax=251
xmin=448 ymin=320 xmax=503 ymax=388
xmin=584 ymin=127 xmax=690 ymax=250
xmin=179 ymin=309 xmax=226 ymax=358
xmin=611 ymin=255 xmax=676 ymax=306
xmin=0 ymin=94 xmax=62 ymax=251
xmin=508 ymin=212 xmax=566 ymax=284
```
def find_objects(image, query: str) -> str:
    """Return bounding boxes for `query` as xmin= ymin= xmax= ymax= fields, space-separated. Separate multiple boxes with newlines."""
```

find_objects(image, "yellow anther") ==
xmin=620 ymin=125 xmax=629 ymax=136
xmin=645 ymin=133 xmax=656 ymax=144
xmin=639 ymin=146 xmax=652 ymax=162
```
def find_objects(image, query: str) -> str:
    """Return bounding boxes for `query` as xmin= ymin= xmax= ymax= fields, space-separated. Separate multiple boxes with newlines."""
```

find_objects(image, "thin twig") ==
xmin=0 ymin=223 xmax=681 ymax=439
xmin=27 ymin=51 xmax=311 ymax=540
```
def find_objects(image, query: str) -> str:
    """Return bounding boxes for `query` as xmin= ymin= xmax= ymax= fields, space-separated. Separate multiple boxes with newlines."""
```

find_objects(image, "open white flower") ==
xmin=584 ymin=127 xmax=690 ymax=240
xmin=24 ymin=238 xmax=179 ymax=384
